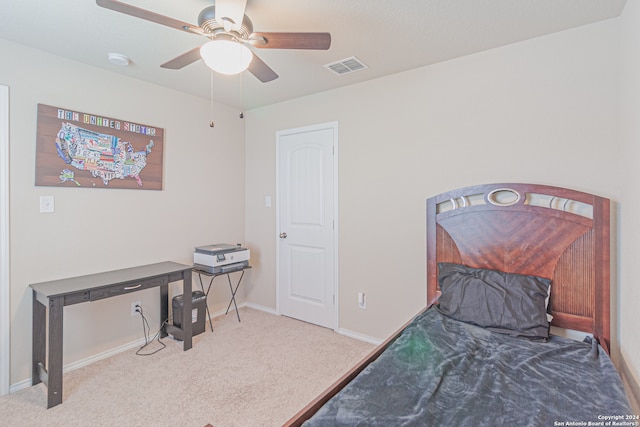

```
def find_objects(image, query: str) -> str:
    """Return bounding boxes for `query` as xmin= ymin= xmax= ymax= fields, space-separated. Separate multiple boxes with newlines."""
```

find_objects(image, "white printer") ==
xmin=193 ymin=243 xmax=250 ymax=274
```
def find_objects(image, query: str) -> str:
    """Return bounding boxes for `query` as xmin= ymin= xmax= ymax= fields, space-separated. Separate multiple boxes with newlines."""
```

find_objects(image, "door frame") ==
xmin=275 ymin=121 xmax=339 ymax=330
xmin=1 ymin=84 xmax=10 ymax=395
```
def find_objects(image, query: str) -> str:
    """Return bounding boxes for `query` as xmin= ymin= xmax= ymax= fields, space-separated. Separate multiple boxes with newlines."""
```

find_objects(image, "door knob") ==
xmin=279 ymin=232 xmax=287 ymax=239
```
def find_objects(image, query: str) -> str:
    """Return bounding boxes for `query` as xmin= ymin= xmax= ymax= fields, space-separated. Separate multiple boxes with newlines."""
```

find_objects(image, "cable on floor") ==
xmin=134 ymin=305 xmax=167 ymax=356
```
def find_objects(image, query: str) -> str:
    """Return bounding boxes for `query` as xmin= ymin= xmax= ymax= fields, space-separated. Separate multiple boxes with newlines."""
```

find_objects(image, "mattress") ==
xmin=304 ymin=307 xmax=633 ymax=426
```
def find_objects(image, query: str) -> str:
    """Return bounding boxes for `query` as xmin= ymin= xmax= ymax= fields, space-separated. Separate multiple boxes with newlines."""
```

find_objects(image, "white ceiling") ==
xmin=0 ymin=0 xmax=627 ymax=111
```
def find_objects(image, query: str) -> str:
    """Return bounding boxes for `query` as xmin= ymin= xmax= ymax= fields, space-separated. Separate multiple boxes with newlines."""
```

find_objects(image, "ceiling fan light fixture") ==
xmin=200 ymin=40 xmax=253 ymax=75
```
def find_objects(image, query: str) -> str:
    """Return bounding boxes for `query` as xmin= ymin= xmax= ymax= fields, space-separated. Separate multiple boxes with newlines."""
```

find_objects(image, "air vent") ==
xmin=324 ymin=56 xmax=368 ymax=75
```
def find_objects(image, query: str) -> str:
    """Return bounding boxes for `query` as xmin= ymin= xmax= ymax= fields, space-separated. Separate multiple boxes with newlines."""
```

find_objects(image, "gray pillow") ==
xmin=437 ymin=263 xmax=551 ymax=341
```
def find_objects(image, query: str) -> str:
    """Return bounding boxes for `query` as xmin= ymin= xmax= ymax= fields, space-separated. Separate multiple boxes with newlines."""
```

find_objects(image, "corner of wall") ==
xmin=619 ymin=352 xmax=640 ymax=413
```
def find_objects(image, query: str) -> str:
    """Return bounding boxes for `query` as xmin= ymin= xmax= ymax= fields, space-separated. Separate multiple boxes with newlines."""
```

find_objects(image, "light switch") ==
xmin=358 ymin=292 xmax=366 ymax=309
xmin=40 ymin=195 xmax=55 ymax=213
xmin=265 ymin=196 xmax=272 ymax=208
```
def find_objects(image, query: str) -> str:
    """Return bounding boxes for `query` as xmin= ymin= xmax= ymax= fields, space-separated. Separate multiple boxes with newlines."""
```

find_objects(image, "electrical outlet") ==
xmin=131 ymin=301 xmax=141 ymax=317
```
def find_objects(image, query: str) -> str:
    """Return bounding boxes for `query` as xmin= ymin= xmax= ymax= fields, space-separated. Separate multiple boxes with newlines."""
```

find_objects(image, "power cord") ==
xmin=134 ymin=304 xmax=167 ymax=356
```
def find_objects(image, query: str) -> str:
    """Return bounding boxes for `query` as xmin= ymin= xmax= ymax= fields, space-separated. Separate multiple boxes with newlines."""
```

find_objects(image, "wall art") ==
xmin=35 ymin=104 xmax=164 ymax=190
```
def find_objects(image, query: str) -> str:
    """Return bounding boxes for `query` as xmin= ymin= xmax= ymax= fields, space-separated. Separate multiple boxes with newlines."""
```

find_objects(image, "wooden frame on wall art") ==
xmin=35 ymin=104 xmax=164 ymax=190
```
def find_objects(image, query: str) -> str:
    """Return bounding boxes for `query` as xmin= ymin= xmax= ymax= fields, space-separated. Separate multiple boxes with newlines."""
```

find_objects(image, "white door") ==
xmin=277 ymin=122 xmax=337 ymax=329
xmin=1 ymin=84 xmax=10 ymax=395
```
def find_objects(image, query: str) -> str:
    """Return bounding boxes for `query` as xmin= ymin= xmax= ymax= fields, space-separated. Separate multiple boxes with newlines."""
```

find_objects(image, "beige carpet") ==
xmin=0 ymin=308 xmax=375 ymax=426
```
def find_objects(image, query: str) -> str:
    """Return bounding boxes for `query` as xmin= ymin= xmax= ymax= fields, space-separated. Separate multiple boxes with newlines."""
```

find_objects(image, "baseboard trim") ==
xmin=10 ymin=304 xmax=378 ymax=394
xmin=244 ymin=302 xmax=383 ymax=345
xmin=64 ymin=337 xmax=147 ymax=372
xmin=242 ymin=304 xmax=382 ymax=345
xmin=619 ymin=353 xmax=640 ymax=412
xmin=9 ymin=378 xmax=30 ymax=394
xmin=243 ymin=302 xmax=278 ymax=316
xmin=10 ymin=336 xmax=146 ymax=393
xmin=338 ymin=328 xmax=383 ymax=345
xmin=10 ymin=303 xmax=260 ymax=393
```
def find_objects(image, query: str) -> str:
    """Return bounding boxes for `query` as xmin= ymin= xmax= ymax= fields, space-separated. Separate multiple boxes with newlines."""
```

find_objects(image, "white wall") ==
xmin=618 ymin=0 xmax=640 ymax=413
xmin=1 ymin=39 xmax=247 ymax=387
xmin=246 ymin=12 xmax=640 ymax=407
xmin=245 ymin=19 xmax=622 ymax=343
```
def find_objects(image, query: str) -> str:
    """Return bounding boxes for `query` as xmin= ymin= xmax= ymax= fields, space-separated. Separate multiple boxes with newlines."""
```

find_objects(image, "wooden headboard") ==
xmin=283 ymin=182 xmax=612 ymax=427
xmin=426 ymin=183 xmax=611 ymax=352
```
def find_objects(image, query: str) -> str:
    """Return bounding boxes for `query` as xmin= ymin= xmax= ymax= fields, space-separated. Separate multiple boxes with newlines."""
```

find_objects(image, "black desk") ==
xmin=30 ymin=261 xmax=193 ymax=408
xmin=193 ymin=265 xmax=251 ymax=326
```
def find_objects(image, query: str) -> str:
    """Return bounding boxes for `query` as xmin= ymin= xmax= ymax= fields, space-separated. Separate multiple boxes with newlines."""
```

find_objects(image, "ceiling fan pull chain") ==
xmin=210 ymin=70 xmax=215 ymax=128
xmin=239 ymin=73 xmax=244 ymax=119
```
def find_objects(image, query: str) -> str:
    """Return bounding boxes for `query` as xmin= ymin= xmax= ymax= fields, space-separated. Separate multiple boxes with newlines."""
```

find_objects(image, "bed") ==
xmin=284 ymin=183 xmax=633 ymax=426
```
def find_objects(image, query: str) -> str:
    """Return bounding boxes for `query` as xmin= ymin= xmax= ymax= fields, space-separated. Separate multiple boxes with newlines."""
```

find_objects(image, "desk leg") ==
xmin=159 ymin=283 xmax=168 ymax=339
xmin=182 ymin=272 xmax=192 ymax=351
xmin=47 ymin=296 xmax=64 ymax=408
xmin=32 ymin=292 xmax=46 ymax=387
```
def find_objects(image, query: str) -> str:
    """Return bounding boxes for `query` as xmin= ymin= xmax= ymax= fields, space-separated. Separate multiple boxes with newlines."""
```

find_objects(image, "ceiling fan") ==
xmin=96 ymin=0 xmax=331 ymax=82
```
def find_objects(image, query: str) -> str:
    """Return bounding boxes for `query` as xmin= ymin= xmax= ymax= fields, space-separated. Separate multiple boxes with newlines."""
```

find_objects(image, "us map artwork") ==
xmin=55 ymin=122 xmax=154 ymax=186
xmin=35 ymin=104 xmax=164 ymax=190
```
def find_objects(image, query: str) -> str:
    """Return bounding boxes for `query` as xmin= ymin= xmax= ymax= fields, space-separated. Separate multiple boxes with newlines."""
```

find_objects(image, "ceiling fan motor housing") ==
xmin=197 ymin=6 xmax=253 ymax=39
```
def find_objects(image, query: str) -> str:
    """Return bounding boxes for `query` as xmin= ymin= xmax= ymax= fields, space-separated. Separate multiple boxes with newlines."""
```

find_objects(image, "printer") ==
xmin=193 ymin=243 xmax=250 ymax=274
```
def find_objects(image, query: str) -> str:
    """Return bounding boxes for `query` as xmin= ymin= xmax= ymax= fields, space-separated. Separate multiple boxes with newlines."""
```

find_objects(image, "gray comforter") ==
xmin=304 ymin=307 xmax=633 ymax=426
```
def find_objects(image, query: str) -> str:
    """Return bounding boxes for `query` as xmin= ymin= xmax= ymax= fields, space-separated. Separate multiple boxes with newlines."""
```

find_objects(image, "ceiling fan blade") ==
xmin=214 ymin=0 xmax=248 ymax=31
xmin=160 ymin=47 xmax=202 ymax=70
xmin=248 ymin=54 xmax=278 ymax=83
xmin=96 ymin=0 xmax=204 ymax=35
xmin=250 ymin=32 xmax=331 ymax=50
